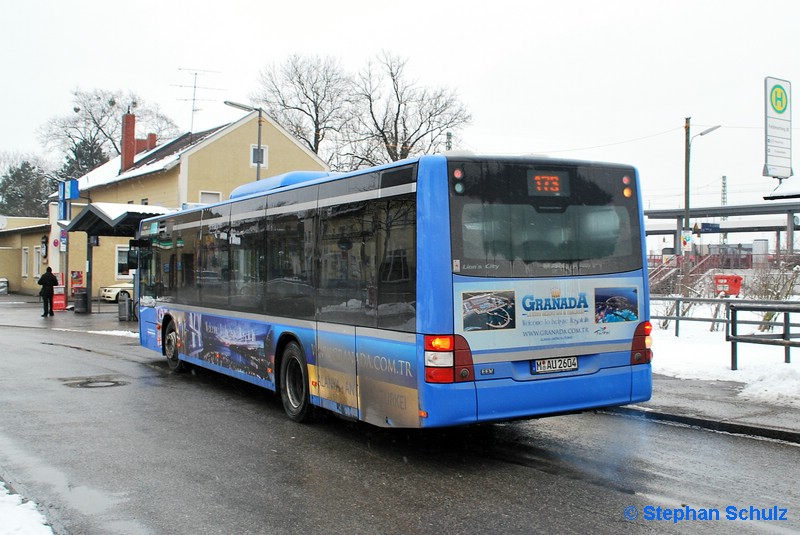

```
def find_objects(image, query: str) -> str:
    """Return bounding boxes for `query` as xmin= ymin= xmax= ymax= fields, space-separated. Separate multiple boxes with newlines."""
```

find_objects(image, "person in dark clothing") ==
xmin=37 ymin=267 xmax=59 ymax=317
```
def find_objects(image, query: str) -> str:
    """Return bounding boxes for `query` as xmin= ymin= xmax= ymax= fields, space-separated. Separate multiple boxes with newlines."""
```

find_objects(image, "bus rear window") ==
xmin=449 ymin=160 xmax=643 ymax=278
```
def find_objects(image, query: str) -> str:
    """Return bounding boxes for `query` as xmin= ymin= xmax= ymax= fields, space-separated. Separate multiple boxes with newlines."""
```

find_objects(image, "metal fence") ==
xmin=650 ymin=296 xmax=799 ymax=370
xmin=727 ymin=303 xmax=799 ymax=370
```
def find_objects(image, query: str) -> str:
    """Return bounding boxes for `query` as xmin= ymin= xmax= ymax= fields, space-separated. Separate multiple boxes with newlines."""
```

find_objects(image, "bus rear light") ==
xmin=425 ymin=367 xmax=455 ymax=383
xmin=424 ymin=335 xmax=474 ymax=383
xmin=631 ymin=321 xmax=653 ymax=365
xmin=622 ymin=176 xmax=634 ymax=198
xmin=425 ymin=351 xmax=453 ymax=367
xmin=425 ymin=335 xmax=454 ymax=351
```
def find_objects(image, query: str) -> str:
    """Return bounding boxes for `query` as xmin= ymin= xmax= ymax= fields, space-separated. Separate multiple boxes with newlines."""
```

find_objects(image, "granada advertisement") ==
xmin=454 ymin=276 xmax=642 ymax=351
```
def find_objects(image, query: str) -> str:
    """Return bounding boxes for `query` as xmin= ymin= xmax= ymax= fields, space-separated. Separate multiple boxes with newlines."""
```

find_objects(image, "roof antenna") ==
xmin=174 ymin=68 xmax=224 ymax=133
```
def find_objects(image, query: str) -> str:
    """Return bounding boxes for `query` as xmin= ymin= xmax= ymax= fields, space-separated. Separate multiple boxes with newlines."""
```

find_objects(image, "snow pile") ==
xmin=0 ymin=482 xmax=52 ymax=534
xmin=53 ymin=328 xmax=139 ymax=338
xmin=652 ymin=322 xmax=800 ymax=408
xmin=86 ymin=330 xmax=139 ymax=338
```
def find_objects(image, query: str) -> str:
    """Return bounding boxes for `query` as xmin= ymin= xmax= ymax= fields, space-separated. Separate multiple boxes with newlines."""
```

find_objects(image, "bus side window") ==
xmin=376 ymin=196 xmax=416 ymax=331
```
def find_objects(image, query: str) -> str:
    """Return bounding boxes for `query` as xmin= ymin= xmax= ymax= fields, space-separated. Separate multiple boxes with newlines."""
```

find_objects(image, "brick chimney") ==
xmin=121 ymin=113 xmax=158 ymax=173
xmin=121 ymin=111 xmax=136 ymax=172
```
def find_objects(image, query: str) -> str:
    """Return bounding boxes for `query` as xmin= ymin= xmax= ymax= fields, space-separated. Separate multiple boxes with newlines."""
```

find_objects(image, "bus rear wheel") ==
xmin=164 ymin=321 xmax=186 ymax=373
xmin=280 ymin=342 xmax=311 ymax=422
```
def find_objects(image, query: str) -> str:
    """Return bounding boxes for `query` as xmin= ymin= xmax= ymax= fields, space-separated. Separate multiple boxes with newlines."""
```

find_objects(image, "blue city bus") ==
xmin=133 ymin=154 xmax=652 ymax=428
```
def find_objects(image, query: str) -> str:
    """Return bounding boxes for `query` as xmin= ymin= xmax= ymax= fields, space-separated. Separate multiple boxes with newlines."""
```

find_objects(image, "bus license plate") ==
xmin=532 ymin=356 xmax=578 ymax=374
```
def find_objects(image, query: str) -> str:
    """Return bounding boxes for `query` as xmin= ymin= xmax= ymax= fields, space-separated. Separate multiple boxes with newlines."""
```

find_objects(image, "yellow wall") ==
xmin=0 ymin=234 xmax=21 ymax=249
xmin=187 ymin=115 xmax=327 ymax=203
xmin=4 ymin=217 xmax=49 ymax=230
xmin=87 ymin=169 xmax=181 ymax=208
xmin=0 ymin=249 xmax=22 ymax=292
xmin=0 ymin=220 xmax=49 ymax=294
xmin=20 ymin=233 xmax=50 ymax=295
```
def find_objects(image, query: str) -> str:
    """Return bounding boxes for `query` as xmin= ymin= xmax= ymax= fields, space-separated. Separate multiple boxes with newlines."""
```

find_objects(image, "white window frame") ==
xmin=22 ymin=247 xmax=29 ymax=278
xmin=33 ymin=246 xmax=42 ymax=278
xmin=199 ymin=191 xmax=222 ymax=204
xmin=116 ymin=245 xmax=133 ymax=281
xmin=250 ymin=144 xmax=268 ymax=169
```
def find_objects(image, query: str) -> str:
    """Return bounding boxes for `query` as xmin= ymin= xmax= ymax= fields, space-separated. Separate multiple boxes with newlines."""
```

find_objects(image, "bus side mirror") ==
xmin=127 ymin=247 xmax=139 ymax=269
xmin=128 ymin=238 xmax=150 ymax=269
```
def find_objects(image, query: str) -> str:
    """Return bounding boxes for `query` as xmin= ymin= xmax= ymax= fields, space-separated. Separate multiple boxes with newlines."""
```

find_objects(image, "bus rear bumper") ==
xmin=475 ymin=365 xmax=651 ymax=423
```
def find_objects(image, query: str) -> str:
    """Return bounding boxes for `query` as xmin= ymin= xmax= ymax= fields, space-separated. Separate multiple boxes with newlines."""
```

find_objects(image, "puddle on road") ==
xmin=0 ymin=431 xmax=129 ymax=517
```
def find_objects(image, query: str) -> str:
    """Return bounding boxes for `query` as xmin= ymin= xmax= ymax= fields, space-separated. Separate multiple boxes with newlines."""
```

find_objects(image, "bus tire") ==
xmin=164 ymin=321 xmax=186 ymax=373
xmin=279 ymin=341 xmax=311 ymax=422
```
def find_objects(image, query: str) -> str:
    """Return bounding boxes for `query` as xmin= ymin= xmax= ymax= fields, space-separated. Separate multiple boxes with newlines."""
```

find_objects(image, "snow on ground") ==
xmin=652 ymin=317 xmax=800 ymax=408
xmin=0 ymin=482 xmax=52 ymax=534
xmin=53 ymin=328 xmax=139 ymax=338
xmin=85 ymin=330 xmax=139 ymax=338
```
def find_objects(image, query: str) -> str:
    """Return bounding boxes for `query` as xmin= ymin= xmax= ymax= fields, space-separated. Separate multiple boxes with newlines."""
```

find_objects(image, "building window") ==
xmin=33 ymin=246 xmax=42 ymax=278
xmin=251 ymin=145 xmax=268 ymax=168
xmin=200 ymin=191 xmax=221 ymax=204
xmin=116 ymin=245 xmax=132 ymax=280
xmin=22 ymin=247 xmax=29 ymax=278
xmin=141 ymin=198 xmax=149 ymax=205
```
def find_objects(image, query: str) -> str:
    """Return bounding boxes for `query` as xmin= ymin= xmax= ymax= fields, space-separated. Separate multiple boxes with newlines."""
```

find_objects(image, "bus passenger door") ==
xmin=315 ymin=327 xmax=359 ymax=420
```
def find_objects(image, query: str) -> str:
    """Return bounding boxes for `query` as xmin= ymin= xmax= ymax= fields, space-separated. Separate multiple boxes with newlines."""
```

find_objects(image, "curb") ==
xmin=607 ymin=406 xmax=800 ymax=445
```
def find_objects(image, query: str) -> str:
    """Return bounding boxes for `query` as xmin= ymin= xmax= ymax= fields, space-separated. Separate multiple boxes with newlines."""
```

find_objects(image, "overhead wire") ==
xmin=540 ymin=127 xmax=682 ymax=153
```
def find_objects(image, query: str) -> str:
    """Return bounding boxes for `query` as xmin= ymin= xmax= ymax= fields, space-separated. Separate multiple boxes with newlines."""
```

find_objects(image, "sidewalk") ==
xmin=0 ymin=293 xmax=137 ymax=333
xmin=0 ymin=292 xmax=798 ymax=443
xmin=616 ymin=375 xmax=800 ymax=444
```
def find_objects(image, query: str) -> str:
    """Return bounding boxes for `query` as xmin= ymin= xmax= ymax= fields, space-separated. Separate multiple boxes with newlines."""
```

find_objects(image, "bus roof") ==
xmin=229 ymin=170 xmax=333 ymax=199
xmin=141 ymin=153 xmax=636 ymax=226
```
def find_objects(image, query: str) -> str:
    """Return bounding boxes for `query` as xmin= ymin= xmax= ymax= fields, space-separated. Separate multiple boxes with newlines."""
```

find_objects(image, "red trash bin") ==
xmin=714 ymin=274 xmax=742 ymax=296
xmin=52 ymin=286 xmax=66 ymax=311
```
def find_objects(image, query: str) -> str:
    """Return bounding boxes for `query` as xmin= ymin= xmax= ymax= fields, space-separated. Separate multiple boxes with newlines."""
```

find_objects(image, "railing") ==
xmin=650 ymin=296 xmax=800 ymax=370
xmin=727 ymin=303 xmax=799 ymax=370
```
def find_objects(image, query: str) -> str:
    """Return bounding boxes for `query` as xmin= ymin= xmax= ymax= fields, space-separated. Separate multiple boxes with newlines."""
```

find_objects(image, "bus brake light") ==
xmin=631 ymin=321 xmax=653 ymax=365
xmin=424 ymin=335 xmax=474 ymax=384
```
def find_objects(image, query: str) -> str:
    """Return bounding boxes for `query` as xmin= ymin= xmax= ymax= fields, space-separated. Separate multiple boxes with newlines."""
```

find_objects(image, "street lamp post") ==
xmin=224 ymin=100 xmax=264 ymax=181
xmin=682 ymin=117 xmax=721 ymax=250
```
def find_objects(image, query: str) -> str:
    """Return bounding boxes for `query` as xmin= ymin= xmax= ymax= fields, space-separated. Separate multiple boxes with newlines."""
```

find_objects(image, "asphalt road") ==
xmin=1 ymin=324 xmax=798 ymax=534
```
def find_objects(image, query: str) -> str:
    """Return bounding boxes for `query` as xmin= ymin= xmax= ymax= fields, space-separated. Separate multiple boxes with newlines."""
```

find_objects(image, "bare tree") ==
xmin=343 ymin=52 xmax=471 ymax=168
xmin=39 ymin=88 xmax=180 ymax=176
xmin=0 ymin=151 xmax=49 ymax=176
xmin=252 ymin=55 xmax=351 ymax=163
xmin=252 ymin=52 xmax=471 ymax=171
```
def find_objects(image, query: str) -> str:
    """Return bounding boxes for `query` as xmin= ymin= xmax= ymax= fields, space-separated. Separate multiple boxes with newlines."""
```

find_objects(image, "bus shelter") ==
xmin=61 ymin=202 xmax=172 ymax=312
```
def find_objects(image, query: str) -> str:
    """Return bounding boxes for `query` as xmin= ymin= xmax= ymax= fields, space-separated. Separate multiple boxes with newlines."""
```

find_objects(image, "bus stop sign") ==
xmin=764 ymin=76 xmax=793 ymax=179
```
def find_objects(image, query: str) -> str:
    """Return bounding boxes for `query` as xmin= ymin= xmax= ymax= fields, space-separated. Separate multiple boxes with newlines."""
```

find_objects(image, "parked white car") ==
xmin=100 ymin=283 xmax=134 ymax=302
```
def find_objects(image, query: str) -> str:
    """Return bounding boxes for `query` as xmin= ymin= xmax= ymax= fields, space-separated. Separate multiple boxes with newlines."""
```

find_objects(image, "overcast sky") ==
xmin=2 ymin=0 xmax=798 ymax=211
